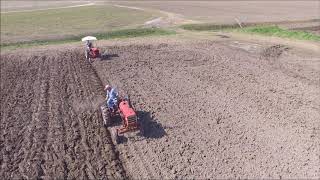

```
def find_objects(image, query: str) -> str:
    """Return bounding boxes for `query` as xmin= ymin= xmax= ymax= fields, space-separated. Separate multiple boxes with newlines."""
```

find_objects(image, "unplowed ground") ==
xmin=111 ymin=1 xmax=320 ymax=23
xmin=1 ymin=39 xmax=319 ymax=179
xmin=93 ymin=41 xmax=320 ymax=179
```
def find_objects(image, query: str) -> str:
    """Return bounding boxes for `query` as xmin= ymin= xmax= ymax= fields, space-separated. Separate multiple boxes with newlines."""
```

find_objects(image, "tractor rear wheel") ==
xmin=101 ymin=105 xmax=111 ymax=127
xmin=85 ymin=50 xmax=89 ymax=60
xmin=85 ymin=50 xmax=92 ymax=63
xmin=111 ymin=128 xmax=120 ymax=144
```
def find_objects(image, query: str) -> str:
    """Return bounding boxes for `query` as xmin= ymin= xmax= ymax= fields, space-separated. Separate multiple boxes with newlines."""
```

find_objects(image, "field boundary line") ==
xmin=113 ymin=4 xmax=144 ymax=11
xmin=1 ymin=3 xmax=95 ymax=14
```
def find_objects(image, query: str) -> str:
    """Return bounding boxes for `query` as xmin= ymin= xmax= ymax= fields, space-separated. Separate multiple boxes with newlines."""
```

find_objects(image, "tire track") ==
xmin=66 ymin=51 xmax=96 ymax=179
xmin=100 ymin=62 xmax=166 ymax=179
xmin=67 ymin=50 xmax=127 ymax=179
xmin=17 ymin=56 xmax=51 ymax=178
xmin=42 ymin=55 xmax=68 ymax=178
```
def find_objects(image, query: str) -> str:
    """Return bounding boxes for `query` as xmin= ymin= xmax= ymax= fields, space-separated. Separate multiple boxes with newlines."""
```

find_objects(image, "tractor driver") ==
xmin=86 ymin=40 xmax=93 ymax=50
xmin=104 ymin=85 xmax=118 ymax=111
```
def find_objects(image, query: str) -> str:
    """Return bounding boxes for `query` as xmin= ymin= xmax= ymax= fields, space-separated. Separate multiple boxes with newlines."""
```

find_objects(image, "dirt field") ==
xmin=111 ymin=1 xmax=320 ymax=23
xmin=1 ymin=38 xmax=319 ymax=178
xmin=293 ymin=25 xmax=320 ymax=35
xmin=0 ymin=50 xmax=127 ymax=179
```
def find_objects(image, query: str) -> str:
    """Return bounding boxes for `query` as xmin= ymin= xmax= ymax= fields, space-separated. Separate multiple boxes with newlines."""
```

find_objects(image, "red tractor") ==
xmin=86 ymin=47 xmax=100 ymax=61
xmin=101 ymin=96 xmax=141 ymax=144
xmin=82 ymin=36 xmax=101 ymax=63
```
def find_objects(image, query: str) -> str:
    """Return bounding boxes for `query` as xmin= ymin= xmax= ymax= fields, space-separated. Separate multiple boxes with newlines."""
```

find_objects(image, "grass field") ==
xmin=1 ymin=1 xmax=87 ymax=12
xmin=238 ymin=26 xmax=320 ymax=41
xmin=180 ymin=23 xmax=239 ymax=31
xmin=1 ymin=28 xmax=175 ymax=50
xmin=1 ymin=5 xmax=157 ymax=43
xmin=181 ymin=23 xmax=320 ymax=42
xmin=1 ymin=1 xmax=319 ymax=48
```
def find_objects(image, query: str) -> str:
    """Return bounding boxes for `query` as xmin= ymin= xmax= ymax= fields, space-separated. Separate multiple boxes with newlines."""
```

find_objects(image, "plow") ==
xmin=100 ymin=95 xmax=142 ymax=144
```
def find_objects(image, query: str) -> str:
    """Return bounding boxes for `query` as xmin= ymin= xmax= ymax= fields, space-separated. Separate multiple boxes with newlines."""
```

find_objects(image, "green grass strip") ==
xmin=238 ymin=26 xmax=320 ymax=41
xmin=181 ymin=23 xmax=319 ymax=42
xmin=1 ymin=28 xmax=175 ymax=50
xmin=180 ymin=23 xmax=239 ymax=31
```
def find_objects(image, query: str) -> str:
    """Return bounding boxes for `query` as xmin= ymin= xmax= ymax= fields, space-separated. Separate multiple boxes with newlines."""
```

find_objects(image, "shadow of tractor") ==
xmin=104 ymin=107 xmax=166 ymax=143
xmin=137 ymin=111 xmax=166 ymax=139
xmin=100 ymin=51 xmax=119 ymax=61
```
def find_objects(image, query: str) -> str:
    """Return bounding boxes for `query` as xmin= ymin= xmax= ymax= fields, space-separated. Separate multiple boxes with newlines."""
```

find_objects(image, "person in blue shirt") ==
xmin=104 ymin=84 xmax=118 ymax=110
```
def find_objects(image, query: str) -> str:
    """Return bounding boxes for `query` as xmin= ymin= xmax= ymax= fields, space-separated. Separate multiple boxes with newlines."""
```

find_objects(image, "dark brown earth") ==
xmin=0 ymin=50 xmax=127 ymax=179
xmin=1 ymin=39 xmax=319 ymax=179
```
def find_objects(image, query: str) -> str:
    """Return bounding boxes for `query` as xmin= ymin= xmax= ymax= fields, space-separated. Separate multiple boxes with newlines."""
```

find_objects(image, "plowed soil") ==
xmin=1 ymin=39 xmax=319 ymax=179
xmin=0 ymin=50 xmax=126 ymax=179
